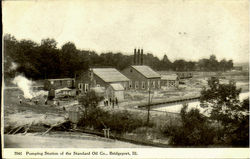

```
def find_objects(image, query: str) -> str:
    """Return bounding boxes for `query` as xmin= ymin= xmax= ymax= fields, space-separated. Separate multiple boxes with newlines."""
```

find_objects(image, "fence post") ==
xmin=103 ymin=129 xmax=107 ymax=138
xmin=107 ymin=128 xmax=110 ymax=138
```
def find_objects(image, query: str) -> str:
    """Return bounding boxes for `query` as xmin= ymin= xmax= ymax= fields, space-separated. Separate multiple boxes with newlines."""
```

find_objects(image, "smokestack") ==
xmin=141 ymin=49 xmax=143 ymax=65
xmin=137 ymin=49 xmax=140 ymax=65
xmin=134 ymin=48 xmax=137 ymax=65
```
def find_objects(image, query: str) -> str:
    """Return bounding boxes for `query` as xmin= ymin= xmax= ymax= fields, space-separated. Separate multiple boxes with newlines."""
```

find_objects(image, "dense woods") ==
xmin=4 ymin=34 xmax=234 ymax=80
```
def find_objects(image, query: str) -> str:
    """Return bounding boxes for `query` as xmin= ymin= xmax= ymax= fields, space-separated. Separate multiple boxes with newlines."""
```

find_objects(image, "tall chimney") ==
xmin=137 ymin=49 xmax=140 ymax=65
xmin=141 ymin=49 xmax=143 ymax=65
xmin=134 ymin=48 xmax=137 ymax=65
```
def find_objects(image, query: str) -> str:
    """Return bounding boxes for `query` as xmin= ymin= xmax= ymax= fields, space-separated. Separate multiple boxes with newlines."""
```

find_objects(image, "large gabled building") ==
xmin=75 ymin=68 xmax=129 ymax=94
xmin=121 ymin=49 xmax=161 ymax=90
xmin=121 ymin=65 xmax=161 ymax=90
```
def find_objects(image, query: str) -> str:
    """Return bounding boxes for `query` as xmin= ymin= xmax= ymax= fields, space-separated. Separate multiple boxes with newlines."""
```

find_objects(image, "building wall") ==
xmin=161 ymin=80 xmax=179 ymax=88
xmin=75 ymin=70 xmax=93 ymax=94
xmin=75 ymin=70 xmax=129 ymax=94
xmin=44 ymin=79 xmax=75 ymax=90
xmin=121 ymin=66 xmax=161 ymax=90
xmin=106 ymin=87 xmax=125 ymax=102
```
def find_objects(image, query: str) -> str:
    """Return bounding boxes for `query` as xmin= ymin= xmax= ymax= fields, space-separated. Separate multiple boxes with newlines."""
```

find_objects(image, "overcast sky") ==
xmin=3 ymin=0 xmax=249 ymax=63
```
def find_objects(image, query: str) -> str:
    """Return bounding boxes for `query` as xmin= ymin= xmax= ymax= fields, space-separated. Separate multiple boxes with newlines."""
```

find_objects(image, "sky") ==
xmin=2 ymin=0 xmax=249 ymax=63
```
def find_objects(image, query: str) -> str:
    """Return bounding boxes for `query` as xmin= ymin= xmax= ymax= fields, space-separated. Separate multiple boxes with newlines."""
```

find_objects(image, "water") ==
xmin=151 ymin=92 xmax=249 ymax=114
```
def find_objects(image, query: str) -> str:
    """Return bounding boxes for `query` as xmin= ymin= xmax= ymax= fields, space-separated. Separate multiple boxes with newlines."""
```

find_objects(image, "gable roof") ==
xmin=92 ymin=68 xmax=129 ymax=83
xmin=131 ymin=65 xmax=161 ymax=78
xmin=109 ymin=83 xmax=124 ymax=91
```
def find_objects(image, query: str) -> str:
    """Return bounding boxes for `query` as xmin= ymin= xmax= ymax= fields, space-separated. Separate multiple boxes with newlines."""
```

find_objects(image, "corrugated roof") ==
xmin=161 ymin=75 xmax=178 ymax=80
xmin=131 ymin=65 xmax=160 ymax=78
xmin=93 ymin=68 xmax=129 ymax=83
xmin=110 ymin=83 xmax=124 ymax=91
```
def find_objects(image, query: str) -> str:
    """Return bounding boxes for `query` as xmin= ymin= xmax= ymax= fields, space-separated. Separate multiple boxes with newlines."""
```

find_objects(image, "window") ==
xmin=152 ymin=81 xmax=155 ymax=88
xmin=129 ymin=81 xmax=132 ymax=88
xmin=123 ymin=82 xmax=127 ymax=90
xmin=78 ymin=83 xmax=83 ymax=90
xmin=158 ymin=80 xmax=161 ymax=88
xmin=130 ymin=69 xmax=133 ymax=73
xmin=148 ymin=81 xmax=150 ymax=89
xmin=142 ymin=81 xmax=145 ymax=89
xmin=135 ymin=81 xmax=139 ymax=89
xmin=85 ymin=83 xmax=89 ymax=92
xmin=60 ymin=81 xmax=63 ymax=86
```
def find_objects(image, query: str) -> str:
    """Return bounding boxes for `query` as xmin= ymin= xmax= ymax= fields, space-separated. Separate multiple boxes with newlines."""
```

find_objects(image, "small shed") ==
xmin=56 ymin=87 xmax=76 ymax=97
xmin=161 ymin=74 xmax=179 ymax=88
xmin=106 ymin=83 xmax=125 ymax=102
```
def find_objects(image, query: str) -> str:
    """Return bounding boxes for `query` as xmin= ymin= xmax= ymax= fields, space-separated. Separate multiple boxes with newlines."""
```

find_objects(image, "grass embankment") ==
xmin=76 ymin=106 xmax=180 ymax=146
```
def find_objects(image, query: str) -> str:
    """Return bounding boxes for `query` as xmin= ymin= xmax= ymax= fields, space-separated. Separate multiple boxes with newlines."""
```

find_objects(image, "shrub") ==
xmin=78 ymin=107 xmax=150 ymax=134
xmin=163 ymin=105 xmax=216 ymax=146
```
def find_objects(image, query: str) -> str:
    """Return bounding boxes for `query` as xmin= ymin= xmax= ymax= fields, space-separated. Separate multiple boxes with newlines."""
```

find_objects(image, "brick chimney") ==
xmin=137 ymin=49 xmax=140 ymax=65
xmin=134 ymin=48 xmax=137 ymax=65
xmin=141 ymin=49 xmax=143 ymax=65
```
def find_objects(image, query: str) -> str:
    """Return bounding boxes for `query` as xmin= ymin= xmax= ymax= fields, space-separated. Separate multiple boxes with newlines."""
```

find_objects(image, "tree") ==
xmin=38 ymin=38 xmax=60 ymax=79
xmin=200 ymin=77 xmax=249 ymax=146
xmin=3 ymin=34 xmax=19 ymax=78
xmin=78 ymin=90 xmax=104 ymax=118
xmin=160 ymin=54 xmax=172 ymax=70
xmin=163 ymin=104 xmax=215 ymax=146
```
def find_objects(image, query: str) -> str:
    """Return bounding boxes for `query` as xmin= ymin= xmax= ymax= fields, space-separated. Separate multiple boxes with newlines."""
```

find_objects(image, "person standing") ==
xmin=112 ymin=99 xmax=114 ymax=109
xmin=115 ymin=97 xmax=118 ymax=106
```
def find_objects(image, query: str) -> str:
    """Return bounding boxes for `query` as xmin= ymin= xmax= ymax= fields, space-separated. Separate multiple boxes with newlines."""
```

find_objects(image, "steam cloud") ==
xmin=12 ymin=75 xmax=47 ymax=99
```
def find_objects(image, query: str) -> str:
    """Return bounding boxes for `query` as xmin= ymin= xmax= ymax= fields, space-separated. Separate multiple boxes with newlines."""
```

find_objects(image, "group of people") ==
xmin=103 ymin=97 xmax=118 ymax=108
xmin=18 ymin=94 xmax=38 ymax=105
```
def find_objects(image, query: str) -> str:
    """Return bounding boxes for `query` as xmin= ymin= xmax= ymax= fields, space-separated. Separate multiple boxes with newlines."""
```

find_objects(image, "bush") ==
xmin=78 ymin=108 xmax=150 ymax=134
xmin=162 ymin=105 xmax=216 ymax=146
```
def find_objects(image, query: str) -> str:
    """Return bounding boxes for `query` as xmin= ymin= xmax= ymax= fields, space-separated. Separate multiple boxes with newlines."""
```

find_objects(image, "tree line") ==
xmin=4 ymin=34 xmax=234 ymax=80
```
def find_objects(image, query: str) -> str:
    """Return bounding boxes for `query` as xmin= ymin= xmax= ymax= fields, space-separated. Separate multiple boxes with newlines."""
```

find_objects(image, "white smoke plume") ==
xmin=12 ymin=75 xmax=34 ymax=99
xmin=12 ymin=75 xmax=47 ymax=99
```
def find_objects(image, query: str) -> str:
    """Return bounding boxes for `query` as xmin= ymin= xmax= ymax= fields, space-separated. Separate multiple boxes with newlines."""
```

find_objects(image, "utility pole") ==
xmin=147 ymin=87 xmax=151 ymax=125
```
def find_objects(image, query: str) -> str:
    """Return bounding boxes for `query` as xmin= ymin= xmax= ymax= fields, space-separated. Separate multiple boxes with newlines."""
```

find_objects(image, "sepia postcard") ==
xmin=1 ymin=0 xmax=249 ymax=158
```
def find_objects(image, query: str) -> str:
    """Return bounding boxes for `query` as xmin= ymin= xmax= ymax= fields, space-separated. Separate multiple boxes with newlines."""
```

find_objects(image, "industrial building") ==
xmin=44 ymin=78 xmax=75 ymax=90
xmin=121 ymin=48 xmax=161 ymax=90
xmin=75 ymin=68 xmax=129 ymax=95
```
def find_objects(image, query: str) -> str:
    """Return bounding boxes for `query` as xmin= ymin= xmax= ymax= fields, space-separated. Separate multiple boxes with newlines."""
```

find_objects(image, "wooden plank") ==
xmin=42 ymin=122 xmax=65 ymax=135
xmin=12 ymin=126 xmax=23 ymax=135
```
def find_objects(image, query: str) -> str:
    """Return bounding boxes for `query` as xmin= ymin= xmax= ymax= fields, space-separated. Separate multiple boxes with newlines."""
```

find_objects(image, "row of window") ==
xmin=129 ymin=80 xmax=161 ymax=89
xmin=163 ymin=81 xmax=177 ymax=87
xmin=50 ymin=80 xmax=73 ymax=86
xmin=78 ymin=83 xmax=89 ymax=92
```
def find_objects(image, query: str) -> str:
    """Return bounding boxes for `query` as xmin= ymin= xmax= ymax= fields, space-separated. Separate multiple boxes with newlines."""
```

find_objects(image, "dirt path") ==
xmin=4 ymin=133 xmax=151 ymax=148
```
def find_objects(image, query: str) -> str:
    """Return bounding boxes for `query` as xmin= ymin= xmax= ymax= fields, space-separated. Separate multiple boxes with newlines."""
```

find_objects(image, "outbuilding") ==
xmin=106 ymin=83 xmax=125 ymax=102
xmin=161 ymin=74 xmax=179 ymax=89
